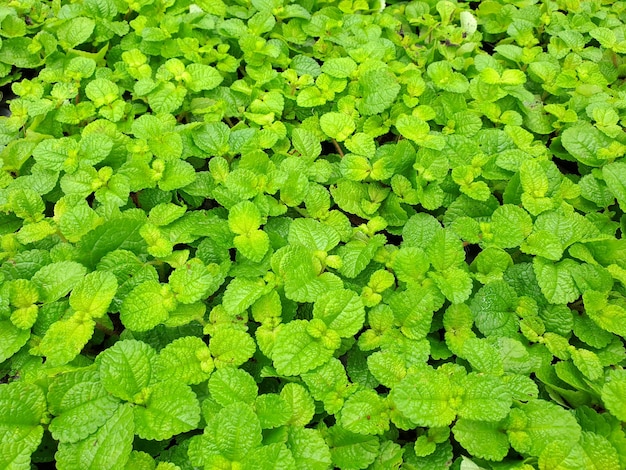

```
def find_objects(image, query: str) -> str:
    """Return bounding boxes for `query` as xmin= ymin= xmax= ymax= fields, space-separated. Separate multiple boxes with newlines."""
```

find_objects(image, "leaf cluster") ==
xmin=1 ymin=0 xmax=626 ymax=469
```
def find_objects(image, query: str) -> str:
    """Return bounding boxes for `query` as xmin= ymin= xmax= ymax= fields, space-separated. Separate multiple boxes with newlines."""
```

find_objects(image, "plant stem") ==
xmin=332 ymin=139 xmax=344 ymax=157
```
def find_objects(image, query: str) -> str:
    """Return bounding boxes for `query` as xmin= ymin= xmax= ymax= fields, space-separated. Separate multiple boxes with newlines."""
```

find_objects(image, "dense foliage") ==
xmin=1 ymin=0 xmax=626 ymax=468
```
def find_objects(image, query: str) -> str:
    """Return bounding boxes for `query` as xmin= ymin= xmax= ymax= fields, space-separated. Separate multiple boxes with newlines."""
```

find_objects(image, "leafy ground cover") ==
xmin=1 ymin=0 xmax=626 ymax=468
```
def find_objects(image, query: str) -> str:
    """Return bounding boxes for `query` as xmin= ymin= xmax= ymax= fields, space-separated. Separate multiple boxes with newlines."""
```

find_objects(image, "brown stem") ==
xmin=332 ymin=139 xmax=344 ymax=157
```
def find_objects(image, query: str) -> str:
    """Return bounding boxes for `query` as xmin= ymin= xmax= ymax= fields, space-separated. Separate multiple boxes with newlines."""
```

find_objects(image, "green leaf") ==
xmin=367 ymin=351 xmax=407 ymax=389
xmin=48 ymin=369 xmax=120 ymax=443
xmin=32 ymin=261 xmax=87 ymax=303
xmin=490 ymin=204 xmax=533 ymax=248
xmin=470 ymin=281 xmax=519 ymax=338
xmin=280 ymin=246 xmax=344 ymax=302
xmin=429 ymin=267 xmax=473 ymax=304
xmin=69 ymin=271 xmax=117 ymax=318
xmin=288 ymin=218 xmax=340 ymax=252
xmin=602 ymin=369 xmax=626 ymax=422
xmin=538 ymin=432 xmax=620 ymax=470
xmin=427 ymin=61 xmax=470 ymax=93
xmin=222 ymin=277 xmax=269 ymax=316
xmin=301 ymin=358 xmax=350 ymax=413
xmin=148 ymin=203 xmax=186 ymax=226
xmin=426 ymin=229 xmax=465 ymax=271
xmin=37 ymin=313 xmax=95 ymax=366
xmin=9 ymin=188 xmax=44 ymax=223
xmin=159 ymin=159 xmax=196 ymax=191
xmin=155 ymin=336 xmax=213 ymax=385
xmin=571 ymin=348 xmax=603 ymax=381
xmin=234 ymin=229 xmax=270 ymax=262
xmin=97 ymin=339 xmax=157 ymax=402
xmin=85 ymin=78 xmax=118 ymax=107
xmin=281 ymin=382 xmax=315 ymax=427
xmin=134 ymin=380 xmax=200 ymax=441
xmin=77 ymin=212 xmax=147 ymax=269
xmin=209 ymin=367 xmax=258 ymax=407
xmin=119 ymin=281 xmax=174 ymax=331
xmin=193 ymin=122 xmax=230 ymax=156
xmin=320 ymin=112 xmax=355 ymax=142
xmin=519 ymin=159 xmax=549 ymax=197
xmin=326 ymin=425 xmax=380 ymax=470
xmin=561 ymin=123 xmax=613 ymax=167
xmin=243 ymin=443 xmax=297 ymax=470
xmin=287 ymin=427 xmax=332 ymax=470
xmin=292 ymin=128 xmax=321 ymax=161
xmin=148 ymin=82 xmax=186 ymax=114
xmin=56 ymin=403 xmax=134 ymax=470
xmin=459 ymin=338 xmax=504 ymax=375
xmin=186 ymin=64 xmax=223 ymax=92
xmin=395 ymin=114 xmax=430 ymax=144
xmin=321 ymin=58 xmax=357 ymax=79
xmin=602 ymin=162 xmax=626 ymax=211
xmin=0 ymin=382 xmax=46 ymax=470
xmin=357 ymin=69 xmax=400 ymax=116
xmin=169 ymin=259 xmax=219 ymax=304
xmin=391 ymin=367 xmax=456 ymax=427
xmin=339 ymin=389 xmax=389 ymax=436
xmin=313 ymin=289 xmax=365 ymax=338
xmin=209 ymin=328 xmax=256 ymax=368
xmin=345 ymin=133 xmax=376 ymax=159
xmin=228 ymin=200 xmax=262 ymax=235
xmin=254 ymin=394 xmax=291 ymax=429
xmin=534 ymin=257 xmax=580 ymax=305
xmin=273 ymin=320 xmax=337 ymax=376
xmin=337 ymin=235 xmax=386 ymax=279
xmin=453 ymin=419 xmax=510 ymax=462
xmin=57 ymin=17 xmax=95 ymax=49
xmin=0 ymin=320 xmax=30 ymax=363
xmin=387 ymin=287 xmax=434 ymax=340
xmin=458 ymin=373 xmax=512 ymax=422
xmin=58 ymin=201 xmax=103 ymax=243
xmin=506 ymin=399 xmax=581 ymax=457
xmin=583 ymin=292 xmax=626 ymax=337
xmin=521 ymin=230 xmax=564 ymax=261
xmin=195 ymin=403 xmax=262 ymax=464
xmin=402 ymin=213 xmax=442 ymax=248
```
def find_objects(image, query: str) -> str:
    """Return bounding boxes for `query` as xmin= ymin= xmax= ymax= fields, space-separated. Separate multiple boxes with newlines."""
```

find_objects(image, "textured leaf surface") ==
xmin=48 ymin=369 xmax=120 ymax=443
xmin=69 ymin=271 xmax=117 ymax=318
xmin=453 ymin=419 xmax=510 ymax=461
xmin=506 ymin=400 xmax=581 ymax=457
xmin=56 ymin=403 xmax=134 ymax=470
xmin=0 ymin=382 xmax=46 ymax=470
xmin=313 ymin=289 xmax=365 ymax=338
xmin=273 ymin=320 xmax=336 ymax=376
xmin=209 ymin=328 xmax=256 ymax=368
xmin=119 ymin=281 xmax=171 ymax=331
xmin=0 ymin=320 xmax=30 ymax=363
xmin=191 ymin=403 xmax=262 ymax=464
xmin=538 ymin=432 xmax=620 ymax=470
xmin=133 ymin=381 xmax=200 ymax=440
xmin=391 ymin=368 xmax=456 ymax=427
xmin=602 ymin=369 xmax=626 ymax=421
xmin=327 ymin=425 xmax=380 ymax=470
xmin=32 ymin=261 xmax=87 ymax=303
xmin=287 ymin=427 xmax=332 ymax=470
xmin=97 ymin=340 xmax=157 ymax=402
xmin=208 ymin=367 xmax=258 ymax=407
xmin=38 ymin=314 xmax=96 ymax=366
xmin=155 ymin=336 xmax=213 ymax=385
xmin=458 ymin=374 xmax=512 ymax=422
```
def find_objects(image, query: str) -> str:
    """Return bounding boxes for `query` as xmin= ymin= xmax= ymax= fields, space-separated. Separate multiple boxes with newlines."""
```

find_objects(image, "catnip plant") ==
xmin=0 ymin=0 xmax=626 ymax=469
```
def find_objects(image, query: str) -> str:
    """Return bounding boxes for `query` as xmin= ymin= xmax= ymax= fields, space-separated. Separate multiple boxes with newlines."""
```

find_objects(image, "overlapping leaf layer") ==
xmin=1 ymin=0 xmax=626 ymax=469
